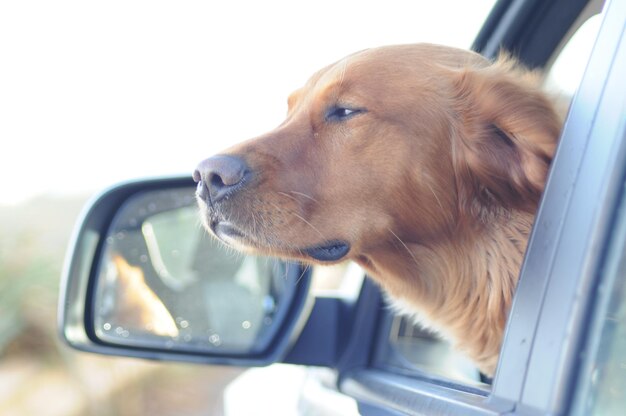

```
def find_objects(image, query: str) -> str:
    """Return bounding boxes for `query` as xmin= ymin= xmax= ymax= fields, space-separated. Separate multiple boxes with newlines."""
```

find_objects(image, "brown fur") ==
xmin=196 ymin=44 xmax=561 ymax=376
xmin=112 ymin=255 xmax=179 ymax=337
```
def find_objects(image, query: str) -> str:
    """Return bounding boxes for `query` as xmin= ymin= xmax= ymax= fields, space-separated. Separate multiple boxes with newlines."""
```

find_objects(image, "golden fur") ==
xmin=195 ymin=44 xmax=561 ymax=376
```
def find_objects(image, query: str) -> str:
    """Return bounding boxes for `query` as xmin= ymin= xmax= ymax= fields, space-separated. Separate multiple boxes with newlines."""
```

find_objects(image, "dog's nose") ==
xmin=193 ymin=155 xmax=249 ymax=204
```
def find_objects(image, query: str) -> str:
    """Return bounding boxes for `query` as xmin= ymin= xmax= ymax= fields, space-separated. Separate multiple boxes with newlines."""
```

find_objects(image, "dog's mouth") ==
xmin=209 ymin=219 xmax=350 ymax=262
xmin=302 ymin=241 xmax=351 ymax=262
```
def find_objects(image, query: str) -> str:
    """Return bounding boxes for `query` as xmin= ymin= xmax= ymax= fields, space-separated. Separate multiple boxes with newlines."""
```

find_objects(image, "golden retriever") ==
xmin=193 ymin=44 xmax=561 ymax=376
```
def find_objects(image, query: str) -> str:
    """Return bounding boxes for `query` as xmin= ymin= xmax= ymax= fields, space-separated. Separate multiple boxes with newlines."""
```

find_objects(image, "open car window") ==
xmin=378 ymin=1 xmax=605 ymax=388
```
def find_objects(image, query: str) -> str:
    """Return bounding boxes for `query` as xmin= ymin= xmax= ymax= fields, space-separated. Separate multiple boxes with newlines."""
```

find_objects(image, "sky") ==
xmin=1 ymin=0 xmax=498 ymax=205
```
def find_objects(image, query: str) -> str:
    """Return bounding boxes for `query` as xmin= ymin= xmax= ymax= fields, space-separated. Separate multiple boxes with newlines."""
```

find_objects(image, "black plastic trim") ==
xmin=473 ymin=0 xmax=590 ymax=68
xmin=284 ymin=277 xmax=383 ymax=372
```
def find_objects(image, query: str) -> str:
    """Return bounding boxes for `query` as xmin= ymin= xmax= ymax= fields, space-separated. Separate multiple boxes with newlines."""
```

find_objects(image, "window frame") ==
xmin=510 ymin=0 xmax=626 ymax=411
xmin=336 ymin=0 xmax=626 ymax=414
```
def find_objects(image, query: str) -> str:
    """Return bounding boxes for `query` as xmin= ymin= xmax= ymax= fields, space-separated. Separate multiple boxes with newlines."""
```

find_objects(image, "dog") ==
xmin=193 ymin=44 xmax=561 ymax=376
xmin=111 ymin=254 xmax=179 ymax=338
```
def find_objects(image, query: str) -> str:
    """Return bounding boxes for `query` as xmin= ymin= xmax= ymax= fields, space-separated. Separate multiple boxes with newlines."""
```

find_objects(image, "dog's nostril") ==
xmin=192 ymin=169 xmax=202 ymax=183
xmin=209 ymin=173 xmax=227 ymax=190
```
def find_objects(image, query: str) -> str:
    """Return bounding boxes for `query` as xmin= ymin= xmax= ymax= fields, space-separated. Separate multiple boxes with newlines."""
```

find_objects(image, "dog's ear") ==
xmin=451 ymin=56 xmax=561 ymax=217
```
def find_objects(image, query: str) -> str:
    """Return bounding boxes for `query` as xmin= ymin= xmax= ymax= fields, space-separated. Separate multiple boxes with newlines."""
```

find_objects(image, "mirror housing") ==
xmin=58 ymin=176 xmax=313 ymax=366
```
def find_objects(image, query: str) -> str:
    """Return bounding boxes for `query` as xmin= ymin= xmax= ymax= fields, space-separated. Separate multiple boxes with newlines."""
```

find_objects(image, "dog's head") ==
xmin=194 ymin=44 xmax=559 ymax=265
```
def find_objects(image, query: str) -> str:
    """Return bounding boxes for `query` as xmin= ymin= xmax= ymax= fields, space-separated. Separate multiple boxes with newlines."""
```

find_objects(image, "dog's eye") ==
xmin=325 ymin=106 xmax=363 ymax=122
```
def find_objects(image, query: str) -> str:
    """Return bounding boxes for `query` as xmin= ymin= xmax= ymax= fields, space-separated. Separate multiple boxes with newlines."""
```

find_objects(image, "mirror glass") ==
xmin=92 ymin=187 xmax=302 ymax=355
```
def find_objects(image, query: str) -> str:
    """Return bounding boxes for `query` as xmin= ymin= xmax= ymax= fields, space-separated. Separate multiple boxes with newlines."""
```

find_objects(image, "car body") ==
xmin=59 ymin=0 xmax=626 ymax=414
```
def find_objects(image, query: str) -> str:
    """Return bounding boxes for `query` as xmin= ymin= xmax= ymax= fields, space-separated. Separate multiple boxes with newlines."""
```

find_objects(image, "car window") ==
xmin=543 ymin=13 xmax=603 ymax=116
xmin=570 ymin=183 xmax=626 ymax=414
xmin=381 ymin=6 xmax=604 ymax=387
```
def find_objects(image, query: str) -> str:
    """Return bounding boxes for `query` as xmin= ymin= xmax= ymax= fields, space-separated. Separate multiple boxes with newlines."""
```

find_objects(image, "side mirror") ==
xmin=59 ymin=176 xmax=313 ymax=365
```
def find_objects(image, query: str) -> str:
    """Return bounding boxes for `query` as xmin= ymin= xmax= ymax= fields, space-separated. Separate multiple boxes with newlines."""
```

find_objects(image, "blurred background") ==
xmin=0 ymin=1 xmax=500 ymax=414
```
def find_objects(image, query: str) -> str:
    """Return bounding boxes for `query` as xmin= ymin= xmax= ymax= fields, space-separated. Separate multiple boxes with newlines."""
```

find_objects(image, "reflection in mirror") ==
xmin=93 ymin=187 xmax=301 ymax=355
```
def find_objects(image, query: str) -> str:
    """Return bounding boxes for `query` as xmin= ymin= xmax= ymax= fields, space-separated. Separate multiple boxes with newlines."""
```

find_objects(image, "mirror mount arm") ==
xmin=284 ymin=278 xmax=383 ymax=373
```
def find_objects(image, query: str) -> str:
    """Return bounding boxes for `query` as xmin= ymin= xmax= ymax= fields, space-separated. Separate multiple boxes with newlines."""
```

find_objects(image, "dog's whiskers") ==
xmin=337 ymin=57 xmax=349 ymax=91
xmin=295 ymin=263 xmax=310 ymax=285
xmin=250 ymin=206 xmax=259 ymax=236
xmin=292 ymin=212 xmax=325 ymax=241
xmin=276 ymin=191 xmax=299 ymax=202
xmin=425 ymin=182 xmax=446 ymax=215
xmin=268 ymin=199 xmax=326 ymax=241
xmin=388 ymin=227 xmax=420 ymax=270
xmin=289 ymin=191 xmax=319 ymax=204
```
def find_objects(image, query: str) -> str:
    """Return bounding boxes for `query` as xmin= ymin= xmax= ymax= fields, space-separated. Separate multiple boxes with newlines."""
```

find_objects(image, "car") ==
xmin=58 ymin=0 xmax=626 ymax=414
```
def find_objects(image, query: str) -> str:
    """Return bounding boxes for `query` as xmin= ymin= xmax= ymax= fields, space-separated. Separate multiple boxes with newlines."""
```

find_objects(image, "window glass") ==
xmin=571 ymin=186 xmax=626 ymax=414
xmin=387 ymin=316 xmax=482 ymax=383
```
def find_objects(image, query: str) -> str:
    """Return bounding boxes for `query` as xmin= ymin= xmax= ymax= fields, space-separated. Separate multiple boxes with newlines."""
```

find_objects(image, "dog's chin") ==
xmin=209 ymin=220 xmax=350 ymax=263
